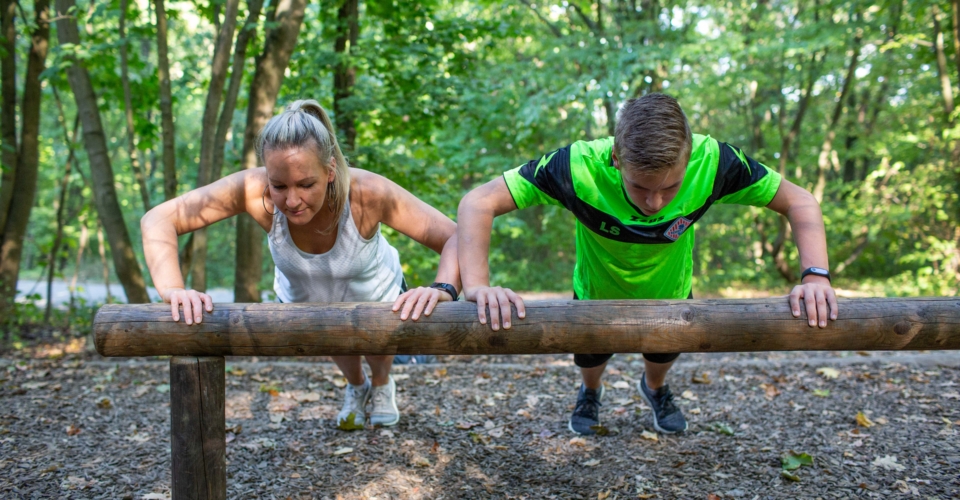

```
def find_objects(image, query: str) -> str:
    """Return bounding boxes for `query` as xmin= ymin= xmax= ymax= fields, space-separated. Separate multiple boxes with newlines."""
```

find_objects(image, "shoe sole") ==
xmin=370 ymin=379 xmax=400 ymax=427
xmin=637 ymin=380 xmax=688 ymax=434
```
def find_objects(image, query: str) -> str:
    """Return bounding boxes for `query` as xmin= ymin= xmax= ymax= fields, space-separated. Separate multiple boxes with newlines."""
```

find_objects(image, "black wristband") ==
xmin=800 ymin=267 xmax=831 ymax=283
xmin=430 ymin=282 xmax=459 ymax=301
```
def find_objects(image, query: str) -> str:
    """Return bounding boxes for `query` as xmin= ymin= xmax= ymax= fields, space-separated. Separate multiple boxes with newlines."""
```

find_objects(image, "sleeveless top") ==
xmin=268 ymin=196 xmax=404 ymax=303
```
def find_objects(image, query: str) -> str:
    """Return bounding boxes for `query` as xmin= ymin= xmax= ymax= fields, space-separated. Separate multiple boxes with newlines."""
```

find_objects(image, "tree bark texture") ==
xmin=154 ymin=0 xmax=177 ymax=201
xmin=234 ymin=0 xmax=307 ymax=303
xmin=334 ymin=0 xmax=359 ymax=152
xmin=119 ymin=0 xmax=151 ymax=213
xmin=56 ymin=0 xmax=150 ymax=304
xmin=188 ymin=0 xmax=240 ymax=293
xmin=813 ymin=29 xmax=861 ymax=203
xmin=0 ymin=0 xmax=17 ymax=234
xmin=0 ymin=0 xmax=49 ymax=309
xmin=95 ymin=298 xmax=960 ymax=357
xmin=933 ymin=6 xmax=955 ymax=120
xmin=170 ymin=356 xmax=226 ymax=500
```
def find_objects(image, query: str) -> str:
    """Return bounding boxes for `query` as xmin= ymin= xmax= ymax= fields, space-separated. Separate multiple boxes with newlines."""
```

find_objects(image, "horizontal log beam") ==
xmin=93 ymin=297 xmax=960 ymax=357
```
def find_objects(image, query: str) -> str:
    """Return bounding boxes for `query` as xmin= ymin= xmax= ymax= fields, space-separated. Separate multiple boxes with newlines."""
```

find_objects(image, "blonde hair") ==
xmin=257 ymin=99 xmax=350 ymax=228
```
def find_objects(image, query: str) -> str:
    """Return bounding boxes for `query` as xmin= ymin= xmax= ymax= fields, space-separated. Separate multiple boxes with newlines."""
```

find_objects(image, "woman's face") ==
xmin=264 ymin=147 xmax=335 ymax=226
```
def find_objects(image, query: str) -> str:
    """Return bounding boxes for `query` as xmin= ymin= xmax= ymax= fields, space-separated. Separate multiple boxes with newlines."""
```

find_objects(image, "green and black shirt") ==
xmin=502 ymin=135 xmax=782 ymax=300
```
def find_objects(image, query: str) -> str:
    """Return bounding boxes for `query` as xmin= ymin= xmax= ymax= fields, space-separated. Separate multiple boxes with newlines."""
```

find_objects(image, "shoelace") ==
xmin=573 ymin=390 xmax=602 ymax=420
xmin=653 ymin=388 xmax=678 ymax=417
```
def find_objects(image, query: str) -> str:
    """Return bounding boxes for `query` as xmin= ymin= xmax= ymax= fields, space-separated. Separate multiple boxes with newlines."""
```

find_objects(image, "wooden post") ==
xmin=170 ymin=356 xmax=226 ymax=500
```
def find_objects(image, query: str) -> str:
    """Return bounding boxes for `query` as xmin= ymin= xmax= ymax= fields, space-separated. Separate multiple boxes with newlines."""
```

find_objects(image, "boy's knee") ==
xmin=642 ymin=353 xmax=680 ymax=364
xmin=574 ymin=353 xmax=614 ymax=368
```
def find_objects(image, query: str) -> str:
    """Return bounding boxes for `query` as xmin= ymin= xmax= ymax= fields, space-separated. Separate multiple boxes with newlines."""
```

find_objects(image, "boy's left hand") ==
xmin=789 ymin=277 xmax=838 ymax=328
xmin=393 ymin=287 xmax=452 ymax=321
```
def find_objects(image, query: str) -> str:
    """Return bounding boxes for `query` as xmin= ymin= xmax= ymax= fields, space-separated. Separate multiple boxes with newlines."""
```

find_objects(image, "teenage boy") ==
xmin=457 ymin=93 xmax=838 ymax=435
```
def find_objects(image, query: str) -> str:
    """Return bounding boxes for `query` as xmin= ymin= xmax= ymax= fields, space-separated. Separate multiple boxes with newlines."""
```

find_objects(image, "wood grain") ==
xmin=170 ymin=356 xmax=225 ymax=500
xmin=95 ymin=298 xmax=960 ymax=357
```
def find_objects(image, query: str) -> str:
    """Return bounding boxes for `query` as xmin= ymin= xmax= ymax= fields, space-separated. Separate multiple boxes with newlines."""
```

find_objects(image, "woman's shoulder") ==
xmin=348 ymin=168 xmax=393 ymax=199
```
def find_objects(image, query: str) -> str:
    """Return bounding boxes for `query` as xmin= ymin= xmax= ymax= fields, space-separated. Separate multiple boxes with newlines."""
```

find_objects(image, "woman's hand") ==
xmin=161 ymin=288 xmax=213 ymax=325
xmin=788 ymin=277 xmax=838 ymax=328
xmin=464 ymin=286 xmax=526 ymax=331
xmin=392 ymin=286 xmax=451 ymax=321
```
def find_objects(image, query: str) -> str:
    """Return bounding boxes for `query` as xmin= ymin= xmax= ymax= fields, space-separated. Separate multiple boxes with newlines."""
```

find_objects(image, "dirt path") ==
xmin=1 ymin=351 xmax=959 ymax=499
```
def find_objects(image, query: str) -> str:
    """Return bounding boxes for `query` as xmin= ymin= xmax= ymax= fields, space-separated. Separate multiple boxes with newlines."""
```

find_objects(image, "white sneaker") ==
xmin=336 ymin=378 xmax=370 ymax=431
xmin=368 ymin=376 xmax=400 ymax=427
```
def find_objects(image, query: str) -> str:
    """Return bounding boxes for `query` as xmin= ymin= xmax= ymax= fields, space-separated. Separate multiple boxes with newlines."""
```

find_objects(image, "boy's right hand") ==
xmin=464 ymin=286 xmax=526 ymax=331
xmin=161 ymin=288 xmax=214 ymax=325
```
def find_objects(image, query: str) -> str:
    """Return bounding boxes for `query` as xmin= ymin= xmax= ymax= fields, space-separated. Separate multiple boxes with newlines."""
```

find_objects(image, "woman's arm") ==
xmin=141 ymin=168 xmax=270 ymax=323
xmin=351 ymin=170 xmax=460 ymax=320
xmin=766 ymin=178 xmax=838 ymax=328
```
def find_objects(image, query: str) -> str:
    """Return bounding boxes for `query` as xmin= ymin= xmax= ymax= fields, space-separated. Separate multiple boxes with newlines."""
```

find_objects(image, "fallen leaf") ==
xmin=337 ymin=413 xmax=364 ymax=431
xmin=816 ymin=367 xmax=840 ymax=379
xmin=680 ymin=390 xmax=698 ymax=401
xmin=707 ymin=495 xmax=721 ymax=500
xmin=589 ymin=424 xmax=610 ymax=436
xmin=516 ymin=409 xmax=532 ymax=418
xmin=855 ymin=412 xmax=875 ymax=428
xmin=640 ymin=431 xmax=659 ymax=442
xmin=760 ymin=383 xmax=781 ymax=399
xmin=488 ymin=427 xmax=504 ymax=438
xmin=294 ymin=392 xmax=320 ymax=403
xmin=332 ymin=447 xmax=353 ymax=456
xmin=569 ymin=437 xmax=588 ymax=447
xmin=813 ymin=389 xmax=830 ymax=397
xmin=871 ymin=455 xmax=905 ymax=471
xmin=40 ymin=465 xmax=58 ymax=474
xmin=708 ymin=422 xmax=734 ymax=436
xmin=290 ymin=472 xmax=300 ymax=478
xmin=65 ymin=425 xmax=80 ymax=436
xmin=414 ymin=456 xmax=431 ymax=467
xmin=781 ymin=470 xmax=801 ymax=482
xmin=597 ymin=490 xmax=610 ymax=499
xmin=612 ymin=381 xmax=630 ymax=389
xmin=692 ymin=372 xmax=712 ymax=384
xmin=781 ymin=451 xmax=814 ymax=471
xmin=141 ymin=494 xmax=170 ymax=500
xmin=155 ymin=384 xmax=170 ymax=394
xmin=96 ymin=397 xmax=112 ymax=409
xmin=637 ymin=495 xmax=656 ymax=499
xmin=456 ymin=421 xmax=480 ymax=430
xmin=583 ymin=459 xmax=601 ymax=467
xmin=331 ymin=377 xmax=348 ymax=389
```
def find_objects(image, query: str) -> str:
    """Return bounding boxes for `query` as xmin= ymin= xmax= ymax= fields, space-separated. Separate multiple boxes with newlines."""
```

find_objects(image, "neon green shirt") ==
xmin=502 ymin=135 xmax=782 ymax=300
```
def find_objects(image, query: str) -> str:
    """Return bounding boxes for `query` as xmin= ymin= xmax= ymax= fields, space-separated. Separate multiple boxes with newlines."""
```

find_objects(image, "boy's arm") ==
xmin=457 ymin=177 xmax=527 ymax=331
xmin=766 ymin=178 xmax=838 ymax=328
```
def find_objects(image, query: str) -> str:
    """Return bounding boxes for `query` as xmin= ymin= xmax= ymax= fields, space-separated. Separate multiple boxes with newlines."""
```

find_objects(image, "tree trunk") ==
xmin=334 ymin=0 xmax=360 ymax=152
xmin=0 ymin=0 xmax=17 ymax=235
xmin=155 ymin=0 xmax=177 ymax=201
xmin=119 ymin=0 xmax=151 ymax=212
xmin=56 ymin=0 xmax=150 ymax=304
xmin=0 ymin=0 xmax=49 ymax=310
xmin=234 ymin=0 xmax=307 ymax=303
xmin=188 ymin=0 xmax=240 ymax=293
xmin=813 ymin=29 xmax=862 ymax=203
xmin=212 ymin=0 xmax=265 ymax=181
xmin=934 ymin=6 xmax=955 ymax=120
xmin=46 ymin=92 xmax=79 ymax=323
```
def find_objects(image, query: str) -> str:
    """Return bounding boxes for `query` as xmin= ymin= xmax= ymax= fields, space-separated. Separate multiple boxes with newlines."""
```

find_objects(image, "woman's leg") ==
xmin=365 ymin=355 xmax=394 ymax=386
xmin=331 ymin=356 xmax=367 ymax=385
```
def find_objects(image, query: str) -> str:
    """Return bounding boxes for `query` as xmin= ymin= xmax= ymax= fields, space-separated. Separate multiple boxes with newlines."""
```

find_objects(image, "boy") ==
xmin=457 ymin=93 xmax=838 ymax=435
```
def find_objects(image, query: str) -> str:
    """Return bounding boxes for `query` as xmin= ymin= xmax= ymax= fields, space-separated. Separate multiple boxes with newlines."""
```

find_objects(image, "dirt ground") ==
xmin=1 ymin=348 xmax=959 ymax=499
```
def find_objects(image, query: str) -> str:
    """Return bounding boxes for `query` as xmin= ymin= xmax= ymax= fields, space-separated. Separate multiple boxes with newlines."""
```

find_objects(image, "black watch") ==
xmin=430 ymin=282 xmax=459 ymax=301
xmin=800 ymin=267 xmax=831 ymax=283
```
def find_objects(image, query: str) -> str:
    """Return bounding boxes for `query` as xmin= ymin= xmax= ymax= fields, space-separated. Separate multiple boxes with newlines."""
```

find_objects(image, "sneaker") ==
xmin=336 ymin=378 xmax=371 ymax=431
xmin=568 ymin=384 xmax=605 ymax=435
xmin=393 ymin=355 xmax=437 ymax=365
xmin=638 ymin=373 xmax=687 ymax=434
xmin=368 ymin=376 xmax=400 ymax=427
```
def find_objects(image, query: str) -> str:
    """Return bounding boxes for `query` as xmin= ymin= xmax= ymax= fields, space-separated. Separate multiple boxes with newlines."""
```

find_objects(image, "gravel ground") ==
xmin=1 ymin=350 xmax=959 ymax=499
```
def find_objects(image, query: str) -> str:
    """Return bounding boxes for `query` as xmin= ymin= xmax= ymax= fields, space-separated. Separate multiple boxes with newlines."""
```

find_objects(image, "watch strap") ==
xmin=800 ymin=267 xmax=831 ymax=283
xmin=430 ymin=282 xmax=459 ymax=301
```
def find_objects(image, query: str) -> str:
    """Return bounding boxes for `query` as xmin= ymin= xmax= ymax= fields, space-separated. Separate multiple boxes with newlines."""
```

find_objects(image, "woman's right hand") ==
xmin=161 ymin=288 xmax=214 ymax=325
xmin=464 ymin=286 xmax=526 ymax=331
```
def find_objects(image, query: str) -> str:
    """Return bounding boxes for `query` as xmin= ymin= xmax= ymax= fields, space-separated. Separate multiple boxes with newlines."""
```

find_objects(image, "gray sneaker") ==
xmin=568 ymin=384 xmax=605 ymax=435
xmin=369 ymin=376 xmax=400 ymax=426
xmin=336 ymin=378 xmax=371 ymax=431
xmin=638 ymin=373 xmax=688 ymax=434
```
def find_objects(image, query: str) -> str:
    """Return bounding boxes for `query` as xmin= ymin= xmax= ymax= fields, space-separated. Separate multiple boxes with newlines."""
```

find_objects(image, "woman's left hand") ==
xmin=392 ymin=286 xmax=452 ymax=321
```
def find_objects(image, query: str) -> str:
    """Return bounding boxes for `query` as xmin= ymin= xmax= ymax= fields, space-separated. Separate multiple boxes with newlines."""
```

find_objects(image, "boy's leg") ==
xmin=332 ymin=356 xmax=371 ymax=429
xmin=638 ymin=353 xmax=687 ymax=434
xmin=569 ymin=353 xmax=613 ymax=435
xmin=366 ymin=355 xmax=400 ymax=426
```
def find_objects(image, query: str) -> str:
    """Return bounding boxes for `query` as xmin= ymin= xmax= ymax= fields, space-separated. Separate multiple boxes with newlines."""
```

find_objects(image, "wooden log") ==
xmin=170 ymin=356 xmax=226 ymax=500
xmin=95 ymin=297 xmax=960 ymax=357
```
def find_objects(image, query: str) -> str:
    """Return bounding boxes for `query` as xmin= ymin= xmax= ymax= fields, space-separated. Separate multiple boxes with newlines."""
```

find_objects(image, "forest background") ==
xmin=0 ymin=0 xmax=957 ymax=338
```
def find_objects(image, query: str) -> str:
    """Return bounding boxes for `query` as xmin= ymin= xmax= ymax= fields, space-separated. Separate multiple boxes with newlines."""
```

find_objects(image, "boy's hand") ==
xmin=161 ymin=288 xmax=214 ymax=325
xmin=788 ymin=277 xmax=838 ymax=328
xmin=392 ymin=286 xmax=450 ymax=321
xmin=464 ymin=286 xmax=526 ymax=331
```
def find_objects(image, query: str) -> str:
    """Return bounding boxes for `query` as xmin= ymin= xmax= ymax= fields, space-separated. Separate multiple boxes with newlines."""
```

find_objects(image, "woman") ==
xmin=141 ymin=99 xmax=461 ymax=430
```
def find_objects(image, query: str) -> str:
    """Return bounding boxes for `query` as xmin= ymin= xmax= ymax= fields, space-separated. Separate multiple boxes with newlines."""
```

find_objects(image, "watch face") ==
xmin=809 ymin=267 xmax=828 ymax=274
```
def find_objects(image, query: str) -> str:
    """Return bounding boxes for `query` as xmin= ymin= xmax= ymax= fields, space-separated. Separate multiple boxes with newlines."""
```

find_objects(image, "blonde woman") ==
xmin=141 ymin=99 xmax=461 ymax=429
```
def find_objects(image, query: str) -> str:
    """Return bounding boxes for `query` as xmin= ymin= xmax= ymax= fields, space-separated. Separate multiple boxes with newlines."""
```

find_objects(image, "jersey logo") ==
xmin=663 ymin=217 xmax=692 ymax=241
xmin=727 ymin=144 xmax=751 ymax=175
xmin=534 ymin=151 xmax=558 ymax=177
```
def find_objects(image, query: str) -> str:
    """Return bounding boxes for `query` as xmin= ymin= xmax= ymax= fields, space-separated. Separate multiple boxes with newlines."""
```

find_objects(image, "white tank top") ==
xmin=268 ymin=197 xmax=404 ymax=303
